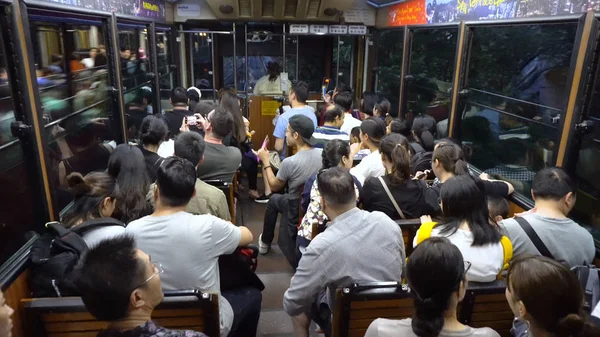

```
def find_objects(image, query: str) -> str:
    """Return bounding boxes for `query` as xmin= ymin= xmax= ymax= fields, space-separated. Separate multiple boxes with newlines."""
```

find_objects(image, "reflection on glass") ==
xmin=332 ymin=36 xmax=353 ymax=91
xmin=297 ymin=35 xmax=327 ymax=92
xmin=191 ymin=33 xmax=213 ymax=91
xmin=32 ymin=22 xmax=117 ymax=213
xmin=157 ymin=31 xmax=174 ymax=102
xmin=467 ymin=23 xmax=577 ymax=121
xmin=407 ymin=28 xmax=457 ymax=138
xmin=375 ymin=30 xmax=403 ymax=115
xmin=246 ymin=30 xmax=282 ymax=93
xmin=285 ymin=36 xmax=297 ymax=83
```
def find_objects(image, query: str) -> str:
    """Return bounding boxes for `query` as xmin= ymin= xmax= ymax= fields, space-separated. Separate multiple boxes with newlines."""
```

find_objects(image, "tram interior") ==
xmin=1 ymin=0 xmax=600 ymax=336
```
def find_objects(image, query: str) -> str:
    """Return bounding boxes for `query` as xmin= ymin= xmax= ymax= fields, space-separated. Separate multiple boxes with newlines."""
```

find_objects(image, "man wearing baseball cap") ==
xmin=257 ymin=114 xmax=322 ymax=268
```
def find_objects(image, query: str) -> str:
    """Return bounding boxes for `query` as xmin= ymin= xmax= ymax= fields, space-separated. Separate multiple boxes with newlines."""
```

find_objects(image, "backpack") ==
xmin=410 ymin=150 xmax=433 ymax=176
xmin=29 ymin=218 xmax=126 ymax=297
xmin=572 ymin=265 xmax=600 ymax=314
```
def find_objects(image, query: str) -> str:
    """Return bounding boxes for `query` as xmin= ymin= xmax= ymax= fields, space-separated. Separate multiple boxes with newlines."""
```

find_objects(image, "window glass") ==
xmin=246 ymin=29 xmax=282 ymax=94
xmin=157 ymin=30 xmax=175 ymax=105
xmin=0 ymin=26 xmax=38 ymax=264
xmin=285 ymin=35 xmax=297 ymax=83
xmin=459 ymin=23 xmax=577 ymax=198
xmin=332 ymin=36 xmax=353 ymax=91
xmin=191 ymin=33 xmax=215 ymax=100
xmin=32 ymin=21 xmax=118 ymax=214
xmin=407 ymin=27 xmax=457 ymax=139
xmin=374 ymin=29 xmax=403 ymax=115
xmin=298 ymin=35 xmax=327 ymax=92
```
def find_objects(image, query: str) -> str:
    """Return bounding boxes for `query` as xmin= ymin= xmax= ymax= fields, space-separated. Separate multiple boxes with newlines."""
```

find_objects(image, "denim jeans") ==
xmin=222 ymin=287 xmax=262 ymax=337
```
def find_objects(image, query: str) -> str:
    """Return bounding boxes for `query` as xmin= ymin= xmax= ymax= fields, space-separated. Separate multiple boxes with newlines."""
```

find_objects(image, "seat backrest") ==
xmin=459 ymin=280 xmax=513 ymax=337
xmin=332 ymin=282 xmax=413 ymax=337
xmin=20 ymin=290 xmax=220 ymax=337
xmin=395 ymin=219 xmax=421 ymax=257
xmin=205 ymin=179 xmax=236 ymax=224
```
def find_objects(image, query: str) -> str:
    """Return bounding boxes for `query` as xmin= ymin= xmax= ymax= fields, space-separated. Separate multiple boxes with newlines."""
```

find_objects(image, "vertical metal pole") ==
xmin=179 ymin=24 xmax=187 ymax=88
xmin=245 ymin=24 xmax=248 ymax=94
xmin=282 ymin=24 xmax=286 ymax=72
xmin=233 ymin=23 xmax=237 ymax=91
xmin=109 ymin=13 xmax=127 ymax=142
xmin=210 ymin=32 xmax=216 ymax=100
xmin=148 ymin=21 xmax=160 ymax=114
xmin=296 ymin=35 xmax=299 ymax=81
xmin=189 ymin=32 xmax=194 ymax=88
xmin=336 ymin=36 xmax=341 ymax=87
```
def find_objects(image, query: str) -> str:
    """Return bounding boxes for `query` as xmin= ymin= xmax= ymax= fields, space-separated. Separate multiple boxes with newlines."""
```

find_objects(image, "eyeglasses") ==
xmin=133 ymin=262 xmax=164 ymax=291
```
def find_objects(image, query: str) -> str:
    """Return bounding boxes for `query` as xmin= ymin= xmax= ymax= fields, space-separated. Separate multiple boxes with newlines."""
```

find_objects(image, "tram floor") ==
xmin=236 ymin=179 xmax=321 ymax=337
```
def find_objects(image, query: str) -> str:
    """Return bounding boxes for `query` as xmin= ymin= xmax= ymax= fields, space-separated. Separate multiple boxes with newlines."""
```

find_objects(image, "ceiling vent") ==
xmin=262 ymin=0 xmax=275 ymax=17
xmin=238 ymin=0 xmax=252 ymax=17
xmin=306 ymin=0 xmax=321 ymax=18
xmin=284 ymin=0 xmax=297 ymax=17
xmin=219 ymin=4 xmax=234 ymax=14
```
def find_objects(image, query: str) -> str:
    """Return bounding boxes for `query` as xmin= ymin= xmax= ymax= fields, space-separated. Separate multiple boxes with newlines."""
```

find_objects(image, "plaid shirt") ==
xmin=486 ymin=165 xmax=536 ymax=182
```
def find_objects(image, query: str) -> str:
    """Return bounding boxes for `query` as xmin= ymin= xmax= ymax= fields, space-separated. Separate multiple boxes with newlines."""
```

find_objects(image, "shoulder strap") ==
xmin=70 ymin=218 xmax=126 ymax=235
xmin=416 ymin=222 xmax=436 ymax=245
xmin=500 ymin=236 xmax=513 ymax=271
xmin=514 ymin=217 xmax=555 ymax=259
xmin=154 ymin=156 xmax=164 ymax=167
xmin=378 ymin=177 xmax=405 ymax=220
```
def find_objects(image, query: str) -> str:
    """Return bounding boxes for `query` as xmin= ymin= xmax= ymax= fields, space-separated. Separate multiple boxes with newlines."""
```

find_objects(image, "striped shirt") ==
xmin=312 ymin=125 xmax=349 ymax=149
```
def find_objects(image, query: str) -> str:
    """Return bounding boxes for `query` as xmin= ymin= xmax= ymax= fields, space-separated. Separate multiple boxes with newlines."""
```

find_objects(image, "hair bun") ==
xmin=67 ymin=172 xmax=91 ymax=196
xmin=557 ymin=313 xmax=584 ymax=337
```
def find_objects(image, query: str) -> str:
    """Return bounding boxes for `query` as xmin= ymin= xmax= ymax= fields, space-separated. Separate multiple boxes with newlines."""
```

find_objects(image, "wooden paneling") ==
xmin=6 ymin=270 xmax=29 ymax=337
xmin=249 ymin=96 xmax=278 ymax=150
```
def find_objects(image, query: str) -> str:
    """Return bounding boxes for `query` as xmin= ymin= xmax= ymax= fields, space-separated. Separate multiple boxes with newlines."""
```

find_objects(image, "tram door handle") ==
xmin=10 ymin=121 xmax=32 ymax=140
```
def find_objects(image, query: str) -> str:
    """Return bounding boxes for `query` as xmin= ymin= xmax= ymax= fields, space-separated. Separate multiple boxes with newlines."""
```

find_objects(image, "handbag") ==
xmin=378 ymin=176 xmax=406 ymax=220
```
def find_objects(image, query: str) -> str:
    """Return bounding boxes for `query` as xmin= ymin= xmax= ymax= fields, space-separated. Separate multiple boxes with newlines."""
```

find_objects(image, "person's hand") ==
xmin=514 ymin=207 xmax=536 ymax=217
xmin=479 ymin=172 xmax=490 ymax=180
xmin=250 ymin=130 xmax=256 ymax=136
xmin=50 ymin=124 xmax=64 ymax=138
xmin=414 ymin=170 xmax=430 ymax=180
xmin=180 ymin=116 xmax=190 ymax=133
xmin=257 ymin=147 xmax=270 ymax=164
xmin=420 ymin=215 xmax=433 ymax=224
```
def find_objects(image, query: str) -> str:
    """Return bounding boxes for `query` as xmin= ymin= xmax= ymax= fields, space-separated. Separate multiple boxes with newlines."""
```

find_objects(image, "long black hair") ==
xmin=62 ymin=172 xmax=119 ymax=227
xmin=107 ymin=144 xmax=152 ymax=223
xmin=439 ymin=175 xmax=501 ymax=246
xmin=408 ymin=237 xmax=465 ymax=337
xmin=322 ymin=139 xmax=350 ymax=169
xmin=220 ymin=88 xmax=246 ymax=147
xmin=380 ymin=134 xmax=410 ymax=185
xmin=433 ymin=143 xmax=469 ymax=176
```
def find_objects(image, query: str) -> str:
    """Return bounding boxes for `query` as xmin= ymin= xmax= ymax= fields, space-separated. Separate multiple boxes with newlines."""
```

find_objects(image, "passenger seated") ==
xmin=162 ymin=87 xmax=193 ymax=138
xmin=312 ymin=105 xmax=348 ymax=149
xmin=427 ymin=143 xmax=514 ymax=214
xmin=360 ymin=91 xmax=378 ymax=120
xmin=62 ymin=172 xmax=124 ymax=246
xmin=339 ymin=91 xmax=362 ymax=135
xmin=386 ymin=118 xmax=411 ymax=138
xmin=0 ymin=290 xmax=14 ymax=337
xmin=488 ymin=196 xmax=509 ymax=224
xmin=363 ymin=134 xmax=435 ymax=220
xmin=283 ymin=167 xmax=405 ymax=337
xmin=257 ymin=115 xmax=322 ymax=264
xmin=485 ymin=138 xmax=536 ymax=193
xmin=107 ymin=144 xmax=152 ymax=224
xmin=373 ymin=98 xmax=391 ymax=120
xmin=416 ymin=175 xmax=512 ymax=283
xmin=297 ymin=139 xmax=361 ymax=262
xmin=73 ymin=235 xmax=207 ymax=337
xmin=195 ymin=106 xmax=242 ymax=184
xmin=147 ymin=131 xmax=230 ymax=221
xmin=126 ymin=87 xmax=153 ymax=138
xmin=366 ymin=237 xmax=500 ymax=337
xmin=500 ymin=168 xmax=595 ymax=267
xmin=506 ymin=255 xmax=600 ymax=337
xmin=349 ymin=118 xmax=387 ymax=185
xmin=127 ymin=157 xmax=257 ymax=337
xmin=350 ymin=127 xmax=370 ymax=160
xmin=138 ymin=115 xmax=168 ymax=182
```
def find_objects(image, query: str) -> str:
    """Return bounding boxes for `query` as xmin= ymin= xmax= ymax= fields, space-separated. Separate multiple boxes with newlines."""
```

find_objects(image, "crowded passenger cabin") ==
xmin=1 ymin=0 xmax=600 ymax=336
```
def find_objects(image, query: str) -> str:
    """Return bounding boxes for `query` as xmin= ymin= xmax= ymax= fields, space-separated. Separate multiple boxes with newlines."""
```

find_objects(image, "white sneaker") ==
xmin=258 ymin=234 xmax=270 ymax=255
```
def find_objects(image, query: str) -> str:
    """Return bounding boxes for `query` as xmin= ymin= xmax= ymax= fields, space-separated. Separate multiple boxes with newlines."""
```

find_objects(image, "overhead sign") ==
xmin=328 ymin=25 xmax=348 ymax=35
xmin=37 ymin=0 xmax=166 ymax=22
xmin=388 ymin=0 xmax=427 ymax=26
xmin=289 ymin=24 xmax=309 ymax=34
xmin=348 ymin=25 xmax=368 ymax=35
xmin=309 ymin=24 xmax=328 ymax=34
xmin=176 ymin=3 xmax=200 ymax=17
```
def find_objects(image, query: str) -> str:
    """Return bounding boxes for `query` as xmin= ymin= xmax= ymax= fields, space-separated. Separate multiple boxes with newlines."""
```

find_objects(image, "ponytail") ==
xmin=412 ymin=295 xmax=445 ymax=337
xmin=380 ymin=134 xmax=411 ymax=185
xmin=433 ymin=143 xmax=467 ymax=176
xmin=454 ymin=159 xmax=469 ymax=176
xmin=556 ymin=313 xmax=600 ymax=337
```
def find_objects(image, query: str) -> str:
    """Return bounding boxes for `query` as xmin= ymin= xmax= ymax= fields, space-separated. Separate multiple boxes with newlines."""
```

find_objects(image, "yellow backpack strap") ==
xmin=500 ymin=235 xmax=513 ymax=273
xmin=416 ymin=222 xmax=437 ymax=246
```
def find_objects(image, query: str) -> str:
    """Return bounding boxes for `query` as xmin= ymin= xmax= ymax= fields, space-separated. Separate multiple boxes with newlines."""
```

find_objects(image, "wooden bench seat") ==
xmin=459 ymin=280 xmax=513 ymax=337
xmin=21 ymin=290 xmax=220 ymax=337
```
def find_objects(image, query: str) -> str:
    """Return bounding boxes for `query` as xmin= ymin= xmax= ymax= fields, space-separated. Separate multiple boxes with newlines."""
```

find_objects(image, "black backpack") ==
xmin=410 ymin=151 xmax=433 ymax=176
xmin=29 ymin=218 xmax=125 ymax=297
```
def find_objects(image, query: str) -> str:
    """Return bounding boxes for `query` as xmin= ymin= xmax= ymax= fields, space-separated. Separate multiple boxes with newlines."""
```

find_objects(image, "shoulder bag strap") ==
xmin=497 ymin=236 xmax=514 ymax=280
xmin=514 ymin=217 xmax=555 ymax=259
xmin=416 ymin=222 xmax=436 ymax=246
xmin=378 ymin=176 xmax=405 ymax=220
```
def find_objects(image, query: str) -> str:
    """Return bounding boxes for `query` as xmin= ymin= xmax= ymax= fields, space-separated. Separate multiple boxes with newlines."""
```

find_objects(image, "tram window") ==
xmin=298 ymin=35 xmax=327 ymax=92
xmin=0 ymin=32 xmax=38 ymax=264
xmin=407 ymin=27 xmax=457 ymax=137
xmin=157 ymin=31 xmax=174 ymax=102
xmin=285 ymin=36 xmax=297 ymax=83
xmin=332 ymin=36 xmax=353 ymax=91
xmin=374 ymin=29 xmax=403 ymax=115
xmin=32 ymin=21 xmax=118 ymax=214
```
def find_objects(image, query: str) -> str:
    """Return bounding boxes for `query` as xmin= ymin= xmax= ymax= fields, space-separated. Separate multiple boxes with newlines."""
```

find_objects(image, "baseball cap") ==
xmin=288 ymin=114 xmax=316 ymax=146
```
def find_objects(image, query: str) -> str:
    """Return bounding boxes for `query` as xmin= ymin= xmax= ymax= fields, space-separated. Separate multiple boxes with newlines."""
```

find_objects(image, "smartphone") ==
xmin=261 ymin=135 xmax=269 ymax=149
xmin=186 ymin=116 xmax=198 ymax=125
xmin=415 ymin=170 xmax=431 ymax=180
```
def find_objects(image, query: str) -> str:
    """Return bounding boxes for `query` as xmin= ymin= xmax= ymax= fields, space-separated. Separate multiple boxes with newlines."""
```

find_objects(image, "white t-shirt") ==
xmin=157 ymin=139 xmax=174 ymax=157
xmin=413 ymin=225 xmax=505 ymax=283
xmin=127 ymin=211 xmax=242 ymax=337
xmin=81 ymin=58 xmax=94 ymax=69
xmin=253 ymin=75 xmax=291 ymax=95
xmin=82 ymin=226 xmax=126 ymax=247
xmin=340 ymin=113 xmax=362 ymax=135
xmin=350 ymin=150 xmax=385 ymax=186
xmin=366 ymin=318 xmax=500 ymax=337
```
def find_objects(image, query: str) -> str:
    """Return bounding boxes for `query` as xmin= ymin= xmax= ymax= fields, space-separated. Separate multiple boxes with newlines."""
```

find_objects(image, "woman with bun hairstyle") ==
xmin=350 ymin=117 xmax=387 ymax=185
xmin=61 ymin=171 xmax=124 ymax=246
xmin=365 ymin=237 xmax=500 ymax=337
xmin=426 ymin=143 xmax=514 ymax=214
xmin=108 ymin=144 xmax=152 ymax=224
xmin=506 ymin=255 xmax=600 ymax=337
xmin=138 ymin=115 xmax=168 ymax=182
xmin=297 ymin=139 xmax=361 ymax=263
xmin=363 ymin=134 xmax=434 ymax=220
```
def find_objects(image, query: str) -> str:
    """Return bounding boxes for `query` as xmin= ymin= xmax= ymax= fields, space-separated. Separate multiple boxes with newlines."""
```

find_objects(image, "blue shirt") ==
xmin=312 ymin=126 xmax=349 ymax=149
xmin=273 ymin=106 xmax=317 ymax=159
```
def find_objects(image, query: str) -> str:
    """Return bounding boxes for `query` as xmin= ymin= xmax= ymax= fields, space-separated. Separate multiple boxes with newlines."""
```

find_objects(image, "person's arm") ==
xmin=257 ymin=147 xmax=286 ymax=192
xmin=273 ymin=116 xmax=287 ymax=153
xmin=209 ymin=217 xmax=252 ymax=255
xmin=301 ymin=178 xmax=314 ymax=213
xmin=274 ymin=137 xmax=285 ymax=153
xmin=361 ymin=178 xmax=375 ymax=212
xmin=481 ymin=179 xmax=514 ymax=196
xmin=238 ymin=226 xmax=253 ymax=247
